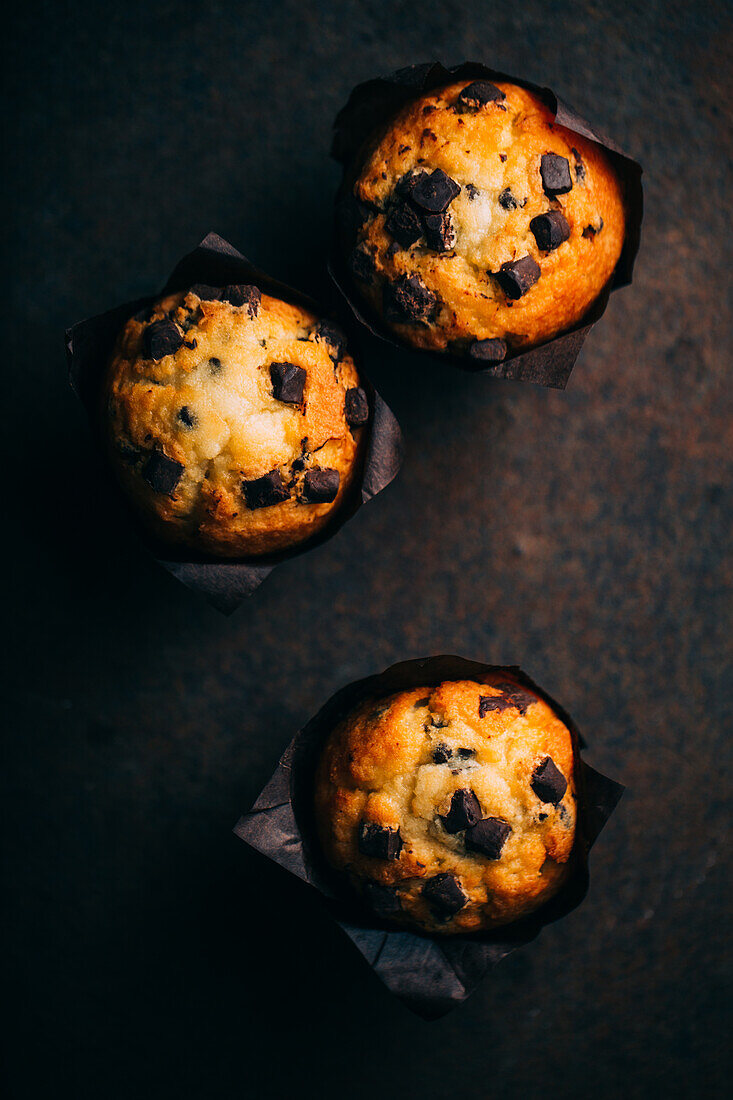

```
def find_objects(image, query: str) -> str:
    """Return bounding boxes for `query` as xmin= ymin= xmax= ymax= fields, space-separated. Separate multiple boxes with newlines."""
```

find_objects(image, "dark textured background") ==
xmin=4 ymin=1 xmax=731 ymax=1096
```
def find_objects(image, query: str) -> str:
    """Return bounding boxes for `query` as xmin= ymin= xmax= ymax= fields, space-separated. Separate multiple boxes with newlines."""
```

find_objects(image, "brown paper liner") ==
xmin=330 ymin=62 xmax=643 ymax=388
xmin=65 ymin=233 xmax=404 ymax=613
xmin=234 ymin=655 xmax=624 ymax=1018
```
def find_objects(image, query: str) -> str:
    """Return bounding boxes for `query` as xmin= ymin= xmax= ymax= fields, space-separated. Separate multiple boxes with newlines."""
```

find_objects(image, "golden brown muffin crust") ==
xmin=315 ymin=675 xmax=578 ymax=935
xmin=343 ymin=79 xmax=625 ymax=357
xmin=104 ymin=286 xmax=368 ymax=557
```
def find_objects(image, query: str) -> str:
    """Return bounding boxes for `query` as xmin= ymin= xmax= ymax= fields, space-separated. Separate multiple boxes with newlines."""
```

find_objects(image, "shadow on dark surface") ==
xmin=3 ymin=0 xmax=731 ymax=1097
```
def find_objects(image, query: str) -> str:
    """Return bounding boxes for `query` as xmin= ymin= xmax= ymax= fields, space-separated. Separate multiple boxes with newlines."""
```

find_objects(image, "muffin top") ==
xmin=315 ymin=675 xmax=577 ymax=935
xmin=340 ymin=78 xmax=626 ymax=360
xmin=104 ymin=284 xmax=369 ymax=558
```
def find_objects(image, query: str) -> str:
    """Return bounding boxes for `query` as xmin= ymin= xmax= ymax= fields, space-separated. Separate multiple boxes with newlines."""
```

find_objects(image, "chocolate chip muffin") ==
xmin=314 ymin=675 xmax=578 ymax=935
xmin=104 ymin=284 xmax=370 ymax=557
xmin=339 ymin=78 xmax=625 ymax=361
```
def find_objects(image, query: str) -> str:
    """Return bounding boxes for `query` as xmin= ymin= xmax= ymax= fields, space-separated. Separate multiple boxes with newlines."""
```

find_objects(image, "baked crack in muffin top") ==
xmin=340 ymin=79 xmax=626 ymax=359
xmin=315 ymin=676 xmax=578 ymax=935
xmin=104 ymin=285 xmax=369 ymax=557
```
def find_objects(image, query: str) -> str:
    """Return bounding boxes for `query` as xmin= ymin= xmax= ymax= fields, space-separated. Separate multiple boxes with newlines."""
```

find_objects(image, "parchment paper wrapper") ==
xmin=65 ymin=233 xmax=404 ymax=614
xmin=234 ymin=655 xmax=624 ymax=1018
xmin=330 ymin=62 xmax=643 ymax=389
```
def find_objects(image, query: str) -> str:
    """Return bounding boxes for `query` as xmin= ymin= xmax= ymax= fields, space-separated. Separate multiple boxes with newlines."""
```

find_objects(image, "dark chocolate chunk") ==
xmin=142 ymin=450 xmax=184 ymax=495
xmin=177 ymin=405 xmax=197 ymax=428
xmin=440 ymin=788 xmax=483 ymax=834
xmin=345 ymin=387 xmax=369 ymax=427
xmin=468 ymin=338 xmax=507 ymax=364
xmin=582 ymin=217 xmax=604 ymax=239
xmin=358 ymin=822 xmax=403 ymax=861
xmin=531 ymin=757 xmax=568 ymax=805
xmin=530 ymin=211 xmax=571 ymax=252
xmin=495 ymin=256 xmax=541 ymax=299
xmin=314 ymin=320 xmax=348 ymax=359
xmin=142 ymin=319 xmax=184 ymax=361
xmin=427 ymin=713 xmax=449 ymax=730
xmin=422 ymin=873 xmax=467 ymax=916
xmin=242 ymin=469 xmax=290 ymax=510
xmin=498 ymin=188 xmax=519 ymax=211
xmin=184 ymin=338 xmax=197 ymax=349
xmin=190 ymin=284 xmax=222 ymax=301
xmin=270 ymin=362 xmax=306 ymax=405
xmin=222 ymin=284 xmax=261 ymax=317
xmin=479 ymin=693 xmax=513 ymax=716
xmin=410 ymin=168 xmax=460 ymax=213
xmin=364 ymin=883 xmax=402 ymax=919
xmin=383 ymin=274 xmax=436 ymax=322
xmin=349 ymin=245 xmax=376 ymax=282
xmin=465 ymin=817 xmax=511 ymax=859
xmin=432 ymin=742 xmax=451 ymax=764
xmin=465 ymin=183 xmax=479 ymax=200
xmin=208 ymin=356 xmax=223 ymax=375
xmin=479 ymin=682 xmax=535 ymax=717
xmin=423 ymin=210 xmax=456 ymax=252
xmin=540 ymin=153 xmax=573 ymax=196
xmin=302 ymin=467 xmax=340 ymax=504
xmin=572 ymin=148 xmax=586 ymax=181
xmin=414 ymin=696 xmax=431 ymax=708
xmin=385 ymin=201 xmax=423 ymax=248
xmin=456 ymin=81 xmax=505 ymax=111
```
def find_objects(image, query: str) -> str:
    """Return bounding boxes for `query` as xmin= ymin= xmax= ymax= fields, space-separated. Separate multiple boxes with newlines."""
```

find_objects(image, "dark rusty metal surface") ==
xmin=4 ymin=1 xmax=731 ymax=1096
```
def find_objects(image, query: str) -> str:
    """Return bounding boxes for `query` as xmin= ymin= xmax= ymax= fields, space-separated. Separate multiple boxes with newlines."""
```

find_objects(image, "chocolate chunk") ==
xmin=384 ymin=274 xmax=436 ymax=322
xmin=222 ymin=284 xmax=261 ymax=317
xmin=498 ymin=188 xmax=519 ymax=211
xmin=184 ymin=338 xmax=197 ymax=350
xmin=423 ymin=873 xmax=467 ymax=916
xmin=540 ymin=153 xmax=573 ymax=196
xmin=358 ymin=822 xmax=403 ymax=861
xmin=465 ymin=183 xmax=479 ymax=200
xmin=423 ymin=210 xmax=456 ymax=252
xmin=410 ymin=168 xmax=460 ymax=213
xmin=530 ymin=211 xmax=571 ymax=252
xmin=385 ymin=201 xmax=423 ymax=248
xmin=208 ymin=356 xmax=223 ymax=375
xmin=177 ymin=406 xmax=197 ymax=428
xmin=531 ymin=757 xmax=568 ymax=805
xmin=190 ymin=284 xmax=222 ymax=301
xmin=349 ymin=245 xmax=376 ymax=282
xmin=432 ymin=742 xmax=451 ymax=764
xmin=142 ymin=319 xmax=184 ymax=361
xmin=479 ymin=693 xmax=513 ymax=716
xmin=314 ymin=320 xmax=348 ymax=359
xmin=427 ymin=713 xmax=449 ymax=730
xmin=441 ymin=788 xmax=483 ymax=834
xmin=414 ymin=696 xmax=431 ymax=708
xmin=572 ymin=148 xmax=586 ymax=181
xmin=364 ymin=883 xmax=402 ymax=919
xmin=582 ymin=217 xmax=604 ymax=239
xmin=468 ymin=338 xmax=507 ymax=364
xmin=479 ymin=683 xmax=535 ymax=717
xmin=495 ymin=256 xmax=541 ymax=299
xmin=302 ymin=467 xmax=340 ymax=503
xmin=456 ymin=81 xmax=505 ymax=111
xmin=345 ymin=387 xmax=369 ymax=427
xmin=142 ymin=450 xmax=184 ymax=494
xmin=242 ymin=469 xmax=290 ymax=510
xmin=465 ymin=817 xmax=511 ymax=859
xmin=270 ymin=362 xmax=306 ymax=405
